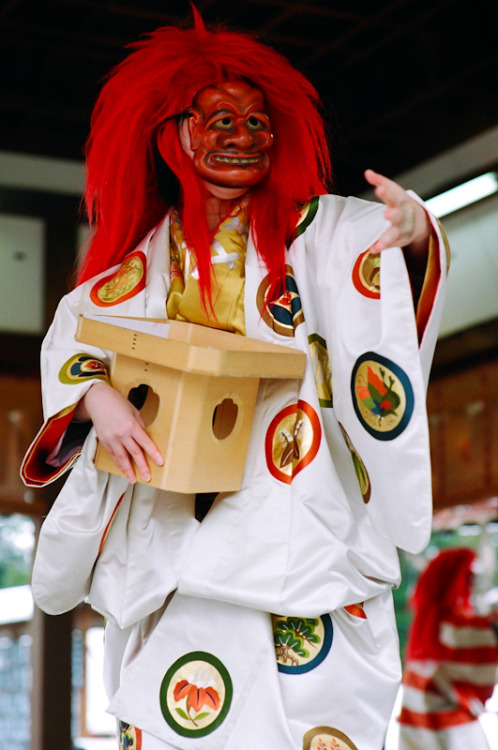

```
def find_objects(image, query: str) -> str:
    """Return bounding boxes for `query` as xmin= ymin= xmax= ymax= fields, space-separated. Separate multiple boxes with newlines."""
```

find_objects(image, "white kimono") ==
xmin=23 ymin=194 xmax=449 ymax=750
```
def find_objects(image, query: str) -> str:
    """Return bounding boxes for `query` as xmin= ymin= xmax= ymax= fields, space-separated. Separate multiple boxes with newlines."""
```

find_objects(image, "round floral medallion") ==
xmin=58 ymin=354 xmax=108 ymax=384
xmin=265 ymin=400 xmax=321 ymax=483
xmin=256 ymin=264 xmax=304 ymax=336
xmin=351 ymin=352 xmax=414 ymax=440
xmin=272 ymin=614 xmax=333 ymax=674
xmin=90 ymin=251 xmax=146 ymax=306
xmin=308 ymin=333 xmax=333 ymax=408
xmin=303 ymin=726 xmax=359 ymax=750
xmin=118 ymin=720 xmax=142 ymax=750
xmin=338 ymin=423 xmax=371 ymax=503
xmin=159 ymin=651 xmax=232 ymax=738
xmin=352 ymin=249 xmax=381 ymax=299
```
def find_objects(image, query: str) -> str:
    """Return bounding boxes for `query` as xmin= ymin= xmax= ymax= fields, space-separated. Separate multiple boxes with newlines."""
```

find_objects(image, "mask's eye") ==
xmin=246 ymin=115 xmax=269 ymax=131
xmin=210 ymin=116 xmax=234 ymax=131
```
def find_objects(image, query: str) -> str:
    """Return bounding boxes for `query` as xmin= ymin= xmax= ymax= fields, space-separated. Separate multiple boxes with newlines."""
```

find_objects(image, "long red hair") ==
xmin=405 ymin=548 xmax=477 ymax=661
xmin=78 ymin=8 xmax=331 ymax=299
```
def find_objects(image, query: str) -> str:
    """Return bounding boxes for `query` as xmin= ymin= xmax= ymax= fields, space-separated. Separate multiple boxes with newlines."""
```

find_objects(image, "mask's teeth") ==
xmin=213 ymin=156 xmax=259 ymax=165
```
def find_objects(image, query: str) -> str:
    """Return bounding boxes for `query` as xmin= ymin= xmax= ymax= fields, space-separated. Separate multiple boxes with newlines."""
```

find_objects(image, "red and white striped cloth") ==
xmin=398 ymin=614 xmax=498 ymax=748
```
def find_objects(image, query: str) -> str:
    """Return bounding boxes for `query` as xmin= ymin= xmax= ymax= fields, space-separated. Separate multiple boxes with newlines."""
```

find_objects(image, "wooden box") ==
xmin=76 ymin=315 xmax=306 ymax=493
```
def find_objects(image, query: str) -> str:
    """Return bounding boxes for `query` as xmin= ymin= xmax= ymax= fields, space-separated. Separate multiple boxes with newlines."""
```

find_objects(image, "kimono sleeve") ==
xmin=308 ymin=193 xmax=449 ymax=553
xmin=407 ymin=191 xmax=450 ymax=381
xmin=21 ymin=290 xmax=112 ymax=487
xmin=30 ymin=430 xmax=129 ymax=615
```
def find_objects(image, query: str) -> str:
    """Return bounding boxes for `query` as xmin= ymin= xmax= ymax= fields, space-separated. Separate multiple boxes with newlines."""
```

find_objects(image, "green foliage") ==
xmin=0 ymin=514 xmax=35 ymax=589
xmin=274 ymin=629 xmax=308 ymax=657
xmin=273 ymin=616 xmax=321 ymax=659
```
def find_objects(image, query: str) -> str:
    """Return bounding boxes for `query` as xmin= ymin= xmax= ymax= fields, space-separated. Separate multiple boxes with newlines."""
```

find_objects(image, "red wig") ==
xmin=405 ymin=548 xmax=477 ymax=661
xmin=78 ymin=8 xmax=331 ymax=300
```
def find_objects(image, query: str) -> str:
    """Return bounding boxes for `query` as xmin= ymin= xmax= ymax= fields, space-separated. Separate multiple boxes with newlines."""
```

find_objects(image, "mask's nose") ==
xmin=220 ymin=125 xmax=255 ymax=150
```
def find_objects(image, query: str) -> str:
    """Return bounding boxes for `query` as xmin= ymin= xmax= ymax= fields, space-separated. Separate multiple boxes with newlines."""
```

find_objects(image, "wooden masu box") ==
xmin=76 ymin=315 xmax=306 ymax=493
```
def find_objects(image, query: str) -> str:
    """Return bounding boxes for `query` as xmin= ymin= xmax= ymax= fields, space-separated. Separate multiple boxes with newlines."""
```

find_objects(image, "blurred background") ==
xmin=0 ymin=1 xmax=497 ymax=749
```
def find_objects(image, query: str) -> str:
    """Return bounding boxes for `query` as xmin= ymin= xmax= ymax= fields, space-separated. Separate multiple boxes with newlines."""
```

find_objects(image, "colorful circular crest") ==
xmin=159 ymin=651 xmax=232 ymax=738
xmin=351 ymin=352 xmax=414 ymax=440
xmin=256 ymin=264 xmax=304 ymax=336
xmin=352 ymin=249 xmax=381 ymax=299
xmin=265 ymin=400 xmax=321 ymax=483
xmin=90 ymin=250 xmax=146 ymax=306
xmin=58 ymin=354 xmax=109 ymax=385
xmin=118 ymin=720 xmax=142 ymax=750
xmin=303 ymin=726 xmax=359 ymax=750
xmin=308 ymin=333 xmax=333 ymax=408
xmin=272 ymin=614 xmax=333 ymax=674
xmin=338 ymin=423 xmax=371 ymax=503
xmin=294 ymin=196 xmax=320 ymax=240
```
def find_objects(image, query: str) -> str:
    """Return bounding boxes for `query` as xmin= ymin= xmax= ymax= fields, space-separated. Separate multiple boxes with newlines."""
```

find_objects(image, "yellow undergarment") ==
xmin=166 ymin=201 xmax=249 ymax=335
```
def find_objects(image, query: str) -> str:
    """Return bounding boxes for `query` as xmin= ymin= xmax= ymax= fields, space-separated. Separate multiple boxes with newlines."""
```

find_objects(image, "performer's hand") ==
xmin=75 ymin=381 xmax=163 ymax=484
xmin=364 ymin=169 xmax=430 ymax=269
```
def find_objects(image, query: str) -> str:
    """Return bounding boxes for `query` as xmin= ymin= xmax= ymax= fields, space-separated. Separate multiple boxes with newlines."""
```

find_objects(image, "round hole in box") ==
xmin=212 ymin=398 xmax=238 ymax=440
xmin=128 ymin=384 xmax=160 ymax=426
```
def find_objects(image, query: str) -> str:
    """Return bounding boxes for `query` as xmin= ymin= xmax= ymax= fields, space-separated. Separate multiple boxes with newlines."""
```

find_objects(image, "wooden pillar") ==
xmin=29 ymin=479 xmax=73 ymax=750
xmin=30 ymin=606 xmax=73 ymax=750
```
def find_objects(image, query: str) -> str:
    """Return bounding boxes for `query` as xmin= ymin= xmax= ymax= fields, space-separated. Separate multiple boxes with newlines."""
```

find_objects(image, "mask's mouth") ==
xmin=211 ymin=154 xmax=261 ymax=166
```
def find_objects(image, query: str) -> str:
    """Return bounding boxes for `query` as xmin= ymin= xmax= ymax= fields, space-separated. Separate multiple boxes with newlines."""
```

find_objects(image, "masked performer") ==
xmin=22 ymin=10 xmax=449 ymax=750
xmin=398 ymin=548 xmax=498 ymax=749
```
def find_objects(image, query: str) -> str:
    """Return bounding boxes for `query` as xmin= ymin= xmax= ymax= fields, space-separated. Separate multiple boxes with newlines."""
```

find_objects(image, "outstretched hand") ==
xmin=364 ymin=169 xmax=430 ymax=264
xmin=75 ymin=381 xmax=163 ymax=484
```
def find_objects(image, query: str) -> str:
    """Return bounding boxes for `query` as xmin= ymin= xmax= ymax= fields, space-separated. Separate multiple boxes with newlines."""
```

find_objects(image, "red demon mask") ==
xmin=181 ymin=80 xmax=273 ymax=198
